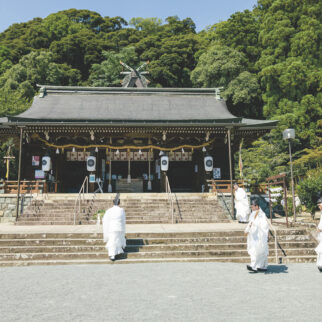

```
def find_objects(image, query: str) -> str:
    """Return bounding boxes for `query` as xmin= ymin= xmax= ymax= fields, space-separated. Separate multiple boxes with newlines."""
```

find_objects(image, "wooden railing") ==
xmin=207 ymin=180 xmax=247 ymax=194
xmin=2 ymin=180 xmax=49 ymax=194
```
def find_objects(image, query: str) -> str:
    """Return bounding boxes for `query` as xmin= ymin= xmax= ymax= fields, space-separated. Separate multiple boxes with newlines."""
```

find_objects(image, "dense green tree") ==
xmin=49 ymin=29 xmax=104 ymax=79
xmin=191 ymin=44 xmax=248 ymax=87
xmin=0 ymin=45 xmax=13 ymax=75
xmin=129 ymin=17 xmax=162 ymax=33
xmin=0 ymin=51 xmax=80 ymax=105
xmin=209 ymin=10 xmax=261 ymax=65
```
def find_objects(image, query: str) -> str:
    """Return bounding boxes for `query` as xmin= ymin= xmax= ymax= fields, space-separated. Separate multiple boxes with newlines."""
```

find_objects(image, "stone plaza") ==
xmin=0 ymin=262 xmax=321 ymax=322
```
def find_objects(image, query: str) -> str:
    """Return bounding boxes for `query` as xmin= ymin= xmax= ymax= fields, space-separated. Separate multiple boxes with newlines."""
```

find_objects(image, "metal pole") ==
xmin=288 ymin=140 xmax=296 ymax=222
xmin=15 ymin=127 xmax=23 ymax=221
xmin=283 ymin=177 xmax=289 ymax=228
xmin=268 ymin=182 xmax=273 ymax=224
xmin=227 ymin=128 xmax=235 ymax=219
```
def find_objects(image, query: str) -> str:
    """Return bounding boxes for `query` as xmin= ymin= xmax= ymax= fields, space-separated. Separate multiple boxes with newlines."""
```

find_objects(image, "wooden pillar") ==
xmin=147 ymin=149 xmax=152 ymax=191
xmin=161 ymin=171 xmax=166 ymax=192
xmin=227 ymin=128 xmax=235 ymax=219
xmin=15 ymin=127 xmax=24 ymax=220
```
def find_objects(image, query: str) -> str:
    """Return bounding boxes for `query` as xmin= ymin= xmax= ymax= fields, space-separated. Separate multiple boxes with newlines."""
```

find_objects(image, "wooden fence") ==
xmin=2 ymin=180 xmax=49 ymax=194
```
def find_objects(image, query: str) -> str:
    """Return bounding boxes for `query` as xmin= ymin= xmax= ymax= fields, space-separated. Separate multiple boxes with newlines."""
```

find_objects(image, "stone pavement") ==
xmin=0 ymin=262 xmax=321 ymax=322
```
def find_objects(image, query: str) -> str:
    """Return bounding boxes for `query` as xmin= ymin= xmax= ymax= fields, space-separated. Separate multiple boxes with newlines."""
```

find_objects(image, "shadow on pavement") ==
xmin=264 ymin=265 xmax=288 ymax=274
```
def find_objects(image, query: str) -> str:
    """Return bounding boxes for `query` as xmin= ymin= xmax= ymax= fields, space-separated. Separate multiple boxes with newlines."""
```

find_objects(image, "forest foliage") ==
xmin=0 ymin=1 xmax=321 ymax=185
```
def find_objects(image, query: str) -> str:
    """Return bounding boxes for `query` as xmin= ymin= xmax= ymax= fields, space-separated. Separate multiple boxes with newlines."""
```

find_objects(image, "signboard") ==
xmin=77 ymin=152 xmax=85 ymax=161
xmin=213 ymin=168 xmax=221 ymax=179
xmin=35 ymin=170 xmax=45 ymax=179
xmin=89 ymin=174 xmax=96 ymax=183
xmin=169 ymin=152 xmax=192 ymax=161
xmin=66 ymin=151 xmax=90 ymax=161
xmin=70 ymin=152 xmax=78 ymax=161
xmin=107 ymin=151 xmax=154 ymax=161
xmin=32 ymin=156 xmax=40 ymax=166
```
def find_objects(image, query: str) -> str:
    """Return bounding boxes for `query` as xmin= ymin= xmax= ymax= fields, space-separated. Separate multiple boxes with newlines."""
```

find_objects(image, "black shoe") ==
xmin=247 ymin=265 xmax=258 ymax=273
xmin=318 ymin=267 xmax=322 ymax=272
xmin=109 ymin=256 xmax=115 ymax=262
xmin=257 ymin=268 xmax=267 ymax=272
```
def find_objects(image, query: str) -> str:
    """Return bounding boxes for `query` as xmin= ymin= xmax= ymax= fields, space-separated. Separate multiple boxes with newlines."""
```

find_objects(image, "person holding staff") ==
xmin=315 ymin=198 xmax=322 ymax=272
xmin=245 ymin=199 xmax=269 ymax=273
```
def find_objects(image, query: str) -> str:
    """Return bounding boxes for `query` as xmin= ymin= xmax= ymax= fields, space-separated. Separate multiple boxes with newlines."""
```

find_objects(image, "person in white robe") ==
xmin=102 ymin=193 xmax=126 ymax=261
xmin=245 ymin=199 xmax=269 ymax=272
xmin=234 ymin=183 xmax=250 ymax=223
xmin=315 ymin=198 xmax=322 ymax=272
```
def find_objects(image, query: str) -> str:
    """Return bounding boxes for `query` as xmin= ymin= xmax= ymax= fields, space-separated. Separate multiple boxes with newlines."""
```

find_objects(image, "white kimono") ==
xmin=102 ymin=205 xmax=126 ymax=258
xmin=315 ymin=213 xmax=322 ymax=267
xmin=235 ymin=187 xmax=250 ymax=222
xmin=245 ymin=208 xmax=269 ymax=270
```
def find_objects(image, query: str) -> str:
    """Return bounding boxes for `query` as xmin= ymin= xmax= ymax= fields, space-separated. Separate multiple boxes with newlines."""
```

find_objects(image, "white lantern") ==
xmin=283 ymin=129 xmax=295 ymax=140
xmin=87 ymin=156 xmax=96 ymax=171
xmin=161 ymin=156 xmax=169 ymax=171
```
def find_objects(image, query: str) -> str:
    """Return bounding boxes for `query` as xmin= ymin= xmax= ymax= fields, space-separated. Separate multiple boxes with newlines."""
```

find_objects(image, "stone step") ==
xmin=0 ymin=255 xmax=317 ymax=267
xmin=18 ymin=214 xmax=174 ymax=219
xmin=0 ymin=241 xmax=316 ymax=253
xmin=0 ymin=229 xmax=311 ymax=239
xmin=0 ymin=236 xmax=314 ymax=248
xmin=0 ymin=248 xmax=316 ymax=262
xmin=17 ymin=219 xmax=232 ymax=225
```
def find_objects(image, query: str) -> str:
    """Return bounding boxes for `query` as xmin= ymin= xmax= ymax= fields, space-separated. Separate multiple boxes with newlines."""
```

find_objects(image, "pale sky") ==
xmin=0 ymin=0 xmax=258 ymax=32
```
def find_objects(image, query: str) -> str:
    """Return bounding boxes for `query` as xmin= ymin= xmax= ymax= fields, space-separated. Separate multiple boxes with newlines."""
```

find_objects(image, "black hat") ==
xmin=113 ymin=193 xmax=120 ymax=205
xmin=251 ymin=199 xmax=259 ymax=207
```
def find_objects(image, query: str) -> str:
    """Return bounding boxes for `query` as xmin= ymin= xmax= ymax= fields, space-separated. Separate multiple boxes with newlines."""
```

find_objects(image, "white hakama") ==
xmin=315 ymin=214 xmax=322 ymax=267
xmin=245 ymin=208 xmax=269 ymax=270
xmin=235 ymin=187 xmax=250 ymax=222
xmin=103 ymin=205 xmax=126 ymax=258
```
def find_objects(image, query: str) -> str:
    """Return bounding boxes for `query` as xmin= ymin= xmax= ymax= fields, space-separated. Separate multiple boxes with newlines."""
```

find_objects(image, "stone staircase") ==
xmin=0 ymin=228 xmax=317 ymax=267
xmin=16 ymin=193 xmax=230 ymax=225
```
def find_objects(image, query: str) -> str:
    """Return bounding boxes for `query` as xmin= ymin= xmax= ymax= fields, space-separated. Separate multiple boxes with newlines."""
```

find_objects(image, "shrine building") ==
xmin=0 ymin=85 xmax=277 ymax=193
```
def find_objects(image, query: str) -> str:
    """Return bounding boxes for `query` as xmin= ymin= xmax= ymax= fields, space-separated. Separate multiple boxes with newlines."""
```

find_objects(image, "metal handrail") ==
xmin=207 ymin=180 xmax=234 ymax=220
xmin=73 ymin=176 xmax=89 ymax=225
xmin=165 ymin=175 xmax=175 ymax=224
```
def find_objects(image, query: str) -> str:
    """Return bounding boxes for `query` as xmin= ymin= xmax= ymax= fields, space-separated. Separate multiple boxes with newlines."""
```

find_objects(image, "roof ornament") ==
xmin=120 ymin=61 xmax=150 ymax=88
xmin=39 ymin=87 xmax=46 ymax=98
xmin=214 ymin=87 xmax=224 ymax=100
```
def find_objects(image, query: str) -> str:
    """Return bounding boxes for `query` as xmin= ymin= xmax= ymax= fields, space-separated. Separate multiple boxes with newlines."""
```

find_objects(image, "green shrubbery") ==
xmin=92 ymin=209 xmax=105 ymax=220
xmin=297 ymin=169 xmax=322 ymax=218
